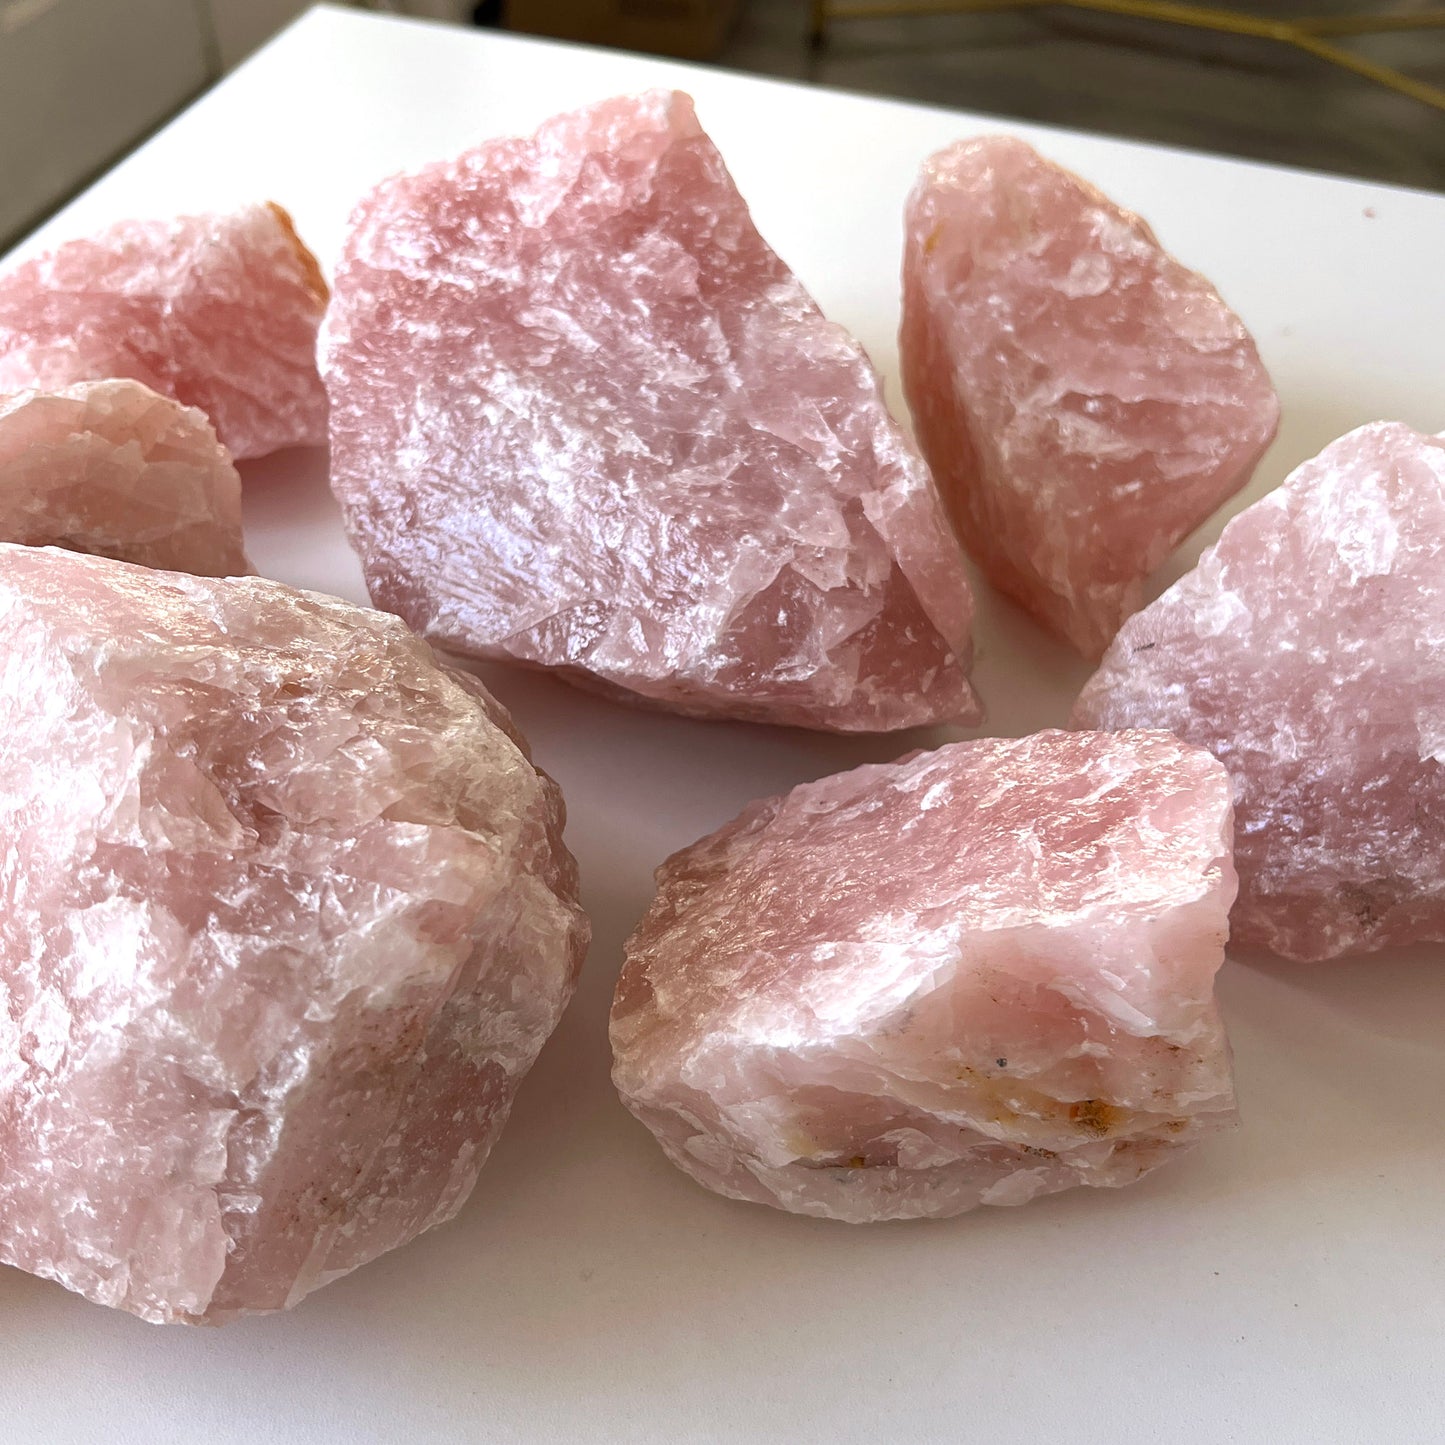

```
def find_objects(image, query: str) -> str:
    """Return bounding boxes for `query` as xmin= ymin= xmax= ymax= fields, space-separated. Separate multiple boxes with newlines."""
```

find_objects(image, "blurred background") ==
xmin=2 ymin=0 xmax=1442 ymax=247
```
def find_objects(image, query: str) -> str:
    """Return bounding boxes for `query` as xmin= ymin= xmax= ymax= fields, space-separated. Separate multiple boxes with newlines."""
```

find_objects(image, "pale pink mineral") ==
xmin=324 ymin=89 xmax=980 ymax=732
xmin=611 ymin=729 xmax=1237 ymax=1222
xmin=1073 ymin=422 xmax=1445 ymax=962
xmin=0 ymin=545 xmax=589 ymax=1322
xmin=0 ymin=380 xmax=249 ymax=576
xmin=0 ymin=203 xmax=328 ymax=460
xmin=901 ymin=135 xmax=1280 ymax=659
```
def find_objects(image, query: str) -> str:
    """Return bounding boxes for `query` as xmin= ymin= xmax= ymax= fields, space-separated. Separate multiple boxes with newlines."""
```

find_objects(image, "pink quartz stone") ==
xmin=611 ymin=729 xmax=1237 ymax=1222
xmin=901 ymin=135 xmax=1280 ymax=659
xmin=324 ymin=89 xmax=980 ymax=733
xmin=1072 ymin=422 xmax=1445 ymax=963
xmin=0 ymin=545 xmax=589 ymax=1323
xmin=0 ymin=203 xmax=329 ymax=460
xmin=0 ymin=380 xmax=249 ymax=576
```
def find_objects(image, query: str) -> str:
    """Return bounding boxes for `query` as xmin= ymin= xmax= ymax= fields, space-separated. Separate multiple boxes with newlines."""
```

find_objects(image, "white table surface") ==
xmin=5 ymin=7 xmax=1444 ymax=1441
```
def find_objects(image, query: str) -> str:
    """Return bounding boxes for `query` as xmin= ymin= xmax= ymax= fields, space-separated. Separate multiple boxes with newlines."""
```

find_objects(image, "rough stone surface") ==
xmin=901 ymin=135 xmax=1279 ymax=659
xmin=611 ymin=729 xmax=1237 ymax=1222
xmin=1073 ymin=422 xmax=1445 ymax=962
xmin=0 ymin=380 xmax=249 ymax=576
xmin=0 ymin=545 xmax=589 ymax=1323
xmin=0 ymin=204 xmax=329 ymax=460
xmin=325 ymin=89 xmax=980 ymax=733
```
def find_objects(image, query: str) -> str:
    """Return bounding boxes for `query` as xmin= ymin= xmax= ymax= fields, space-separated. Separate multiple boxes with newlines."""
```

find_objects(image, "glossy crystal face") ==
xmin=0 ymin=546 xmax=589 ymax=1322
xmin=902 ymin=134 xmax=1279 ymax=659
xmin=323 ymin=89 xmax=980 ymax=732
xmin=612 ymin=728 xmax=1238 ymax=1222
xmin=1075 ymin=423 xmax=1445 ymax=961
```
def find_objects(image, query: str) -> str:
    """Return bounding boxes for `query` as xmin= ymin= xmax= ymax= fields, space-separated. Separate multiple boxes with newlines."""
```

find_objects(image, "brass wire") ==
xmin=808 ymin=0 xmax=1445 ymax=113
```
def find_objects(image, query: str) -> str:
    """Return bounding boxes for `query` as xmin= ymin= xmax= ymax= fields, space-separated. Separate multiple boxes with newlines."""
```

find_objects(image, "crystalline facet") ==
xmin=0 ymin=204 xmax=328 ymax=460
xmin=901 ymin=136 xmax=1279 ymax=658
xmin=611 ymin=729 xmax=1237 ymax=1222
xmin=324 ymin=89 xmax=980 ymax=733
xmin=1073 ymin=422 xmax=1445 ymax=962
xmin=0 ymin=545 xmax=589 ymax=1322
xmin=0 ymin=380 xmax=249 ymax=576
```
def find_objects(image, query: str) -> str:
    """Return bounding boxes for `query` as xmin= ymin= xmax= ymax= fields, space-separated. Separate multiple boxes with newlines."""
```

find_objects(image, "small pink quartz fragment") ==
xmin=901 ymin=136 xmax=1280 ymax=659
xmin=1073 ymin=423 xmax=1445 ymax=962
xmin=0 ymin=546 xmax=589 ymax=1322
xmin=0 ymin=203 xmax=328 ymax=459
xmin=611 ymin=729 xmax=1237 ymax=1222
xmin=324 ymin=89 xmax=980 ymax=733
xmin=0 ymin=380 xmax=249 ymax=576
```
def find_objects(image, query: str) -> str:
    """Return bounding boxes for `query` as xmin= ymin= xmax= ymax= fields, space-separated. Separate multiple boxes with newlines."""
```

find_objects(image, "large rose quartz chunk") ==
xmin=901 ymin=136 xmax=1279 ymax=659
xmin=0 ymin=380 xmax=249 ymax=576
xmin=324 ymin=89 xmax=980 ymax=733
xmin=0 ymin=203 xmax=328 ymax=459
xmin=611 ymin=729 xmax=1237 ymax=1222
xmin=0 ymin=546 xmax=589 ymax=1323
xmin=1073 ymin=423 xmax=1445 ymax=962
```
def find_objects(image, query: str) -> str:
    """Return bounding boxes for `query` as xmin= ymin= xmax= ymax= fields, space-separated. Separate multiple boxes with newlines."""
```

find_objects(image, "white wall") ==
xmin=0 ymin=3 xmax=482 ymax=245
xmin=396 ymin=0 xmax=475 ymax=16
xmin=211 ymin=0 xmax=315 ymax=68
xmin=210 ymin=0 xmax=478 ymax=64
xmin=0 ymin=0 xmax=208 ymax=243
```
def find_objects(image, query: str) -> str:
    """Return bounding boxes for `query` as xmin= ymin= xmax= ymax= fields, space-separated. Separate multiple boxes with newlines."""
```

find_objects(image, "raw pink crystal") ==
xmin=0 ymin=203 xmax=328 ymax=460
xmin=611 ymin=729 xmax=1237 ymax=1222
xmin=901 ymin=135 xmax=1280 ymax=659
xmin=0 ymin=545 xmax=588 ymax=1323
xmin=1073 ymin=423 xmax=1445 ymax=962
xmin=324 ymin=89 xmax=980 ymax=733
xmin=0 ymin=380 xmax=249 ymax=576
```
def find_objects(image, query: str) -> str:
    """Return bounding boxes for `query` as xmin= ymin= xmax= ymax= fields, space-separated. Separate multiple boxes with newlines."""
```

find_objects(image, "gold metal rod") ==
xmin=821 ymin=0 xmax=1052 ymax=21
xmin=813 ymin=0 xmax=1445 ymax=114
xmin=1294 ymin=12 xmax=1445 ymax=37
xmin=1288 ymin=32 xmax=1445 ymax=111
xmin=819 ymin=0 xmax=1294 ymax=42
xmin=1040 ymin=0 xmax=1296 ymax=42
xmin=822 ymin=0 xmax=1445 ymax=35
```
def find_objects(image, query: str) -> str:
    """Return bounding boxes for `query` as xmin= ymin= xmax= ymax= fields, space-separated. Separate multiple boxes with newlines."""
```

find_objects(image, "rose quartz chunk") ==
xmin=324 ymin=89 xmax=980 ymax=733
xmin=1073 ymin=423 xmax=1445 ymax=962
xmin=611 ymin=729 xmax=1237 ymax=1222
xmin=901 ymin=136 xmax=1279 ymax=659
xmin=0 ymin=546 xmax=588 ymax=1322
xmin=0 ymin=203 xmax=328 ymax=459
xmin=0 ymin=380 xmax=249 ymax=576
